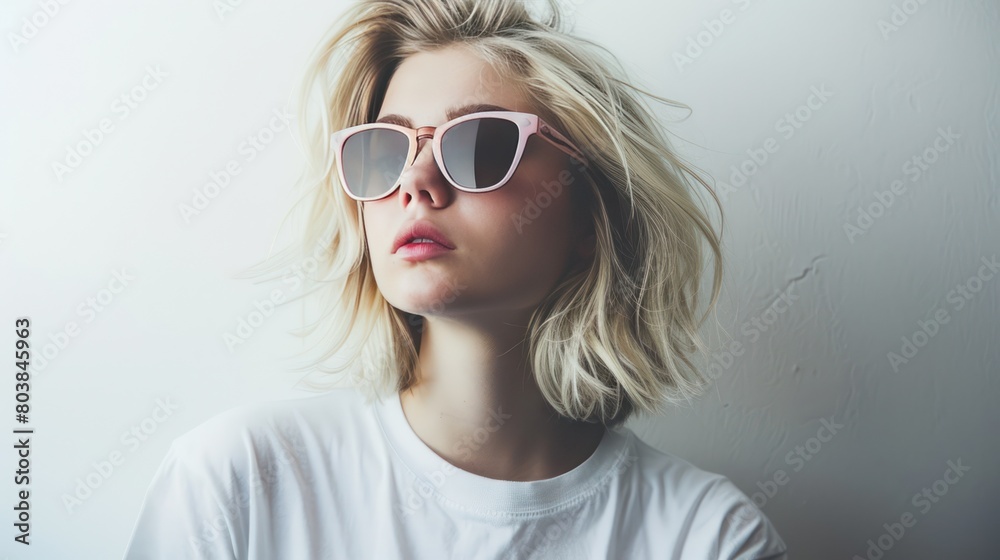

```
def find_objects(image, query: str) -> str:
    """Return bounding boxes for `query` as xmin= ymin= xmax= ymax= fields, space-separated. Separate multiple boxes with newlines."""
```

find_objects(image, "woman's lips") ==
xmin=396 ymin=241 xmax=454 ymax=261
xmin=392 ymin=220 xmax=455 ymax=253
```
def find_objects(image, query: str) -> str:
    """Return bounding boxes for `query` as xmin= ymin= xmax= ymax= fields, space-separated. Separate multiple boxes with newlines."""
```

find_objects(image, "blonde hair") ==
xmin=252 ymin=0 xmax=724 ymax=429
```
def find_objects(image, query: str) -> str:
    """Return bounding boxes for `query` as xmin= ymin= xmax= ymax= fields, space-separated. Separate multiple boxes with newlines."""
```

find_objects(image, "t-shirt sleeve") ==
xmin=691 ymin=477 xmax=789 ymax=560
xmin=121 ymin=439 xmax=243 ymax=560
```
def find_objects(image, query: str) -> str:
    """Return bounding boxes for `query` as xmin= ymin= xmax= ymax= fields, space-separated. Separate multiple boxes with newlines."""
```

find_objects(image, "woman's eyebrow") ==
xmin=374 ymin=103 xmax=513 ymax=127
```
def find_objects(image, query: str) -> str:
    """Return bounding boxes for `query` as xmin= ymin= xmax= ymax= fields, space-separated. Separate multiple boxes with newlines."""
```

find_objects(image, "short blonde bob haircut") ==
xmin=258 ymin=0 xmax=724 ymax=429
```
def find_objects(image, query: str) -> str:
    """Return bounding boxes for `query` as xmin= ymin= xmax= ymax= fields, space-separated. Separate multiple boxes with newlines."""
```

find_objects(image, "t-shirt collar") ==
xmin=373 ymin=389 xmax=632 ymax=517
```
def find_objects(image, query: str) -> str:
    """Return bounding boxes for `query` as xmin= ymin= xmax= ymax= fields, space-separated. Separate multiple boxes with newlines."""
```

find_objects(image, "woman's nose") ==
xmin=396 ymin=136 xmax=452 ymax=206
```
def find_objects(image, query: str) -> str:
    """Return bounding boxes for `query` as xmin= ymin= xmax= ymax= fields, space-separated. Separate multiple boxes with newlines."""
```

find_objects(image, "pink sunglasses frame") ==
xmin=329 ymin=110 xmax=589 ymax=202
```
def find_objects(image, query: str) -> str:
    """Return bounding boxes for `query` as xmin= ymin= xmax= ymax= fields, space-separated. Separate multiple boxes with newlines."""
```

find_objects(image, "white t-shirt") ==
xmin=122 ymin=387 xmax=787 ymax=559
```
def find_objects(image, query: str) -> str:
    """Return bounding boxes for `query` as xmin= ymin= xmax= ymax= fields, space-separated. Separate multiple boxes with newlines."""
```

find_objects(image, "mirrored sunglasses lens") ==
xmin=342 ymin=129 xmax=409 ymax=199
xmin=441 ymin=118 xmax=519 ymax=190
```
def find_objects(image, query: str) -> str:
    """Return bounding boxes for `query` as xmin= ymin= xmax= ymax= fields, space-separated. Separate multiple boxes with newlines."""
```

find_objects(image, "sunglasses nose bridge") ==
xmin=415 ymin=125 xmax=435 ymax=141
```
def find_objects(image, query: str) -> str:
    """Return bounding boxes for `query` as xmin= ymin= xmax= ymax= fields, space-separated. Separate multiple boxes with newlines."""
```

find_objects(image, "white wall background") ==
xmin=1 ymin=0 xmax=997 ymax=558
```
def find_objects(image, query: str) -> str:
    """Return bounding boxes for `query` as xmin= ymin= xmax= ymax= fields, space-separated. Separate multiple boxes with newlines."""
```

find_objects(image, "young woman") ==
xmin=123 ymin=1 xmax=787 ymax=558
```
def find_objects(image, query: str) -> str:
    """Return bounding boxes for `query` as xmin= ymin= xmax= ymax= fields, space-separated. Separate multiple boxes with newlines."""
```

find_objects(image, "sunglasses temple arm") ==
xmin=537 ymin=120 xmax=589 ymax=168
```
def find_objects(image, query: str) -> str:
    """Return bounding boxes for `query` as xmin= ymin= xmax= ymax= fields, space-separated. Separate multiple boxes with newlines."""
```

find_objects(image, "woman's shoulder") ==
xmin=619 ymin=430 xmax=789 ymax=559
xmin=124 ymin=388 xmax=378 ymax=559
xmin=619 ymin=431 xmax=743 ymax=499
xmin=165 ymin=386 xmax=375 ymax=474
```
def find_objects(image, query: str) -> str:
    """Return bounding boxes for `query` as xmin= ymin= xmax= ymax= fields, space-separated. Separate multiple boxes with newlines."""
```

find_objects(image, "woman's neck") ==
xmin=399 ymin=313 xmax=606 ymax=481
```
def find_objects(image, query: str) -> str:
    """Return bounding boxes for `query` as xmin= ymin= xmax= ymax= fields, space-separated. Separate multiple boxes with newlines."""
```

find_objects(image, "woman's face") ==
xmin=361 ymin=45 xmax=593 ymax=322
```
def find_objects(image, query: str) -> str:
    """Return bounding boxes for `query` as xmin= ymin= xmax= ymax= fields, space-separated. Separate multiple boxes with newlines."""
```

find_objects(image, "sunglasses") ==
xmin=330 ymin=111 xmax=589 ymax=202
